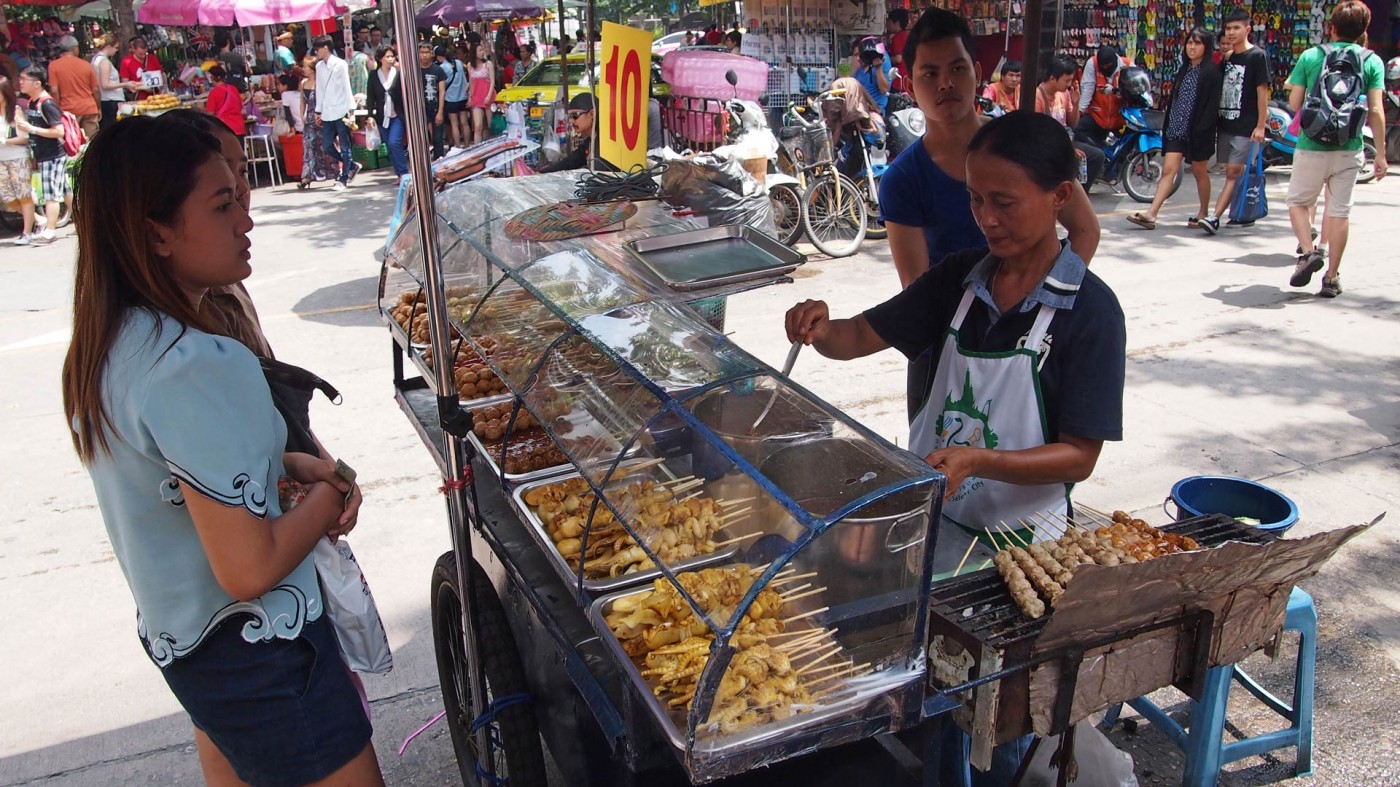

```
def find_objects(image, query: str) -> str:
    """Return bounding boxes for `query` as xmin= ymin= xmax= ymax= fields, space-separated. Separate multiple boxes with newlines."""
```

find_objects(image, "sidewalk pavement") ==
xmin=0 ymin=165 xmax=1396 ymax=785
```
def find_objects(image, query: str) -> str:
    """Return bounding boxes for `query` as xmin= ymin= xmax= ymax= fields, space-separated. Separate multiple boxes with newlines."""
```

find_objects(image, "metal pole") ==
xmin=388 ymin=0 xmax=495 ymax=772
xmin=1019 ymin=0 xmax=1044 ymax=113
xmin=586 ymin=0 xmax=596 ymax=171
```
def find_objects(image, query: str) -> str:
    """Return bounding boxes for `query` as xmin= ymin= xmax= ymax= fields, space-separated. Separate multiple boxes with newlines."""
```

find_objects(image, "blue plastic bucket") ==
xmin=1168 ymin=476 xmax=1299 ymax=535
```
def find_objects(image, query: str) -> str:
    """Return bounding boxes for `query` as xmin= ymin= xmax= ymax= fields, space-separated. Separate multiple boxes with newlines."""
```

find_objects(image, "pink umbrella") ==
xmin=234 ymin=0 xmax=346 ymax=26
xmin=136 ymin=0 xmax=202 ymax=26
xmin=198 ymin=0 xmax=237 ymax=25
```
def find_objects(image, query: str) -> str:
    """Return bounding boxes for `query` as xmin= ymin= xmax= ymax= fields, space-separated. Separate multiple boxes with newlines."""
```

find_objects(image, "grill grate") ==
xmin=929 ymin=513 xmax=1275 ymax=649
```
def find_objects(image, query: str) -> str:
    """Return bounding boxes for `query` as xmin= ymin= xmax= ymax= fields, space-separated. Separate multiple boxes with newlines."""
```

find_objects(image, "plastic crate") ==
xmin=352 ymin=144 xmax=392 ymax=171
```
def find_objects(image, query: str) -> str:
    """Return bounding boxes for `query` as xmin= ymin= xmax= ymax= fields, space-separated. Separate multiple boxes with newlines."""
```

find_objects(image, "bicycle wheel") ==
xmin=856 ymin=175 xmax=886 ymax=241
xmin=800 ymin=173 xmax=867 ymax=258
xmin=432 ymin=552 xmax=547 ymax=787
xmin=769 ymin=182 xmax=804 ymax=246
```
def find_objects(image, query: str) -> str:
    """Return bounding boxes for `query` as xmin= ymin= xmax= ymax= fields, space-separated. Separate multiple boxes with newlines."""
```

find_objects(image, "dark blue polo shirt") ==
xmin=877 ymin=141 xmax=987 ymax=271
xmin=863 ymin=244 xmax=1126 ymax=442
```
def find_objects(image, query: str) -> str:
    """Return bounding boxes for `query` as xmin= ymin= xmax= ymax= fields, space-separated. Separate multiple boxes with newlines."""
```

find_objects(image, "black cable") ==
xmin=573 ymin=162 xmax=668 ymax=202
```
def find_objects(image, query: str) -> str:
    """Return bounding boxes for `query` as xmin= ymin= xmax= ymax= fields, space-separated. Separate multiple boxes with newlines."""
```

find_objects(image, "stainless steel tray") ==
xmin=588 ymin=581 xmax=881 ymax=754
xmin=468 ymin=400 xmax=639 ymax=485
xmin=511 ymin=467 xmax=740 ymax=593
xmin=624 ymin=225 xmax=805 ymax=292
xmin=468 ymin=428 xmax=572 ymax=486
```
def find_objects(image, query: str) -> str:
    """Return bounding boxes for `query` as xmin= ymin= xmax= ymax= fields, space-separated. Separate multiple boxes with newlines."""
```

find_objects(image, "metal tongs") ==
xmin=750 ymin=341 xmax=804 ymax=433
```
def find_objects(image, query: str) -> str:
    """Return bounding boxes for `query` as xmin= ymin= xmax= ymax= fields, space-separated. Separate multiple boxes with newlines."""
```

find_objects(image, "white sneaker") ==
xmin=332 ymin=181 xmax=347 ymax=192
xmin=12 ymin=234 xmax=32 ymax=246
xmin=37 ymin=229 xmax=56 ymax=243
xmin=35 ymin=215 xmax=47 ymax=228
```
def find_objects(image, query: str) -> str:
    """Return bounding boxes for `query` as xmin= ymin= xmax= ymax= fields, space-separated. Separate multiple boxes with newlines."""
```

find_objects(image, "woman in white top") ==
xmin=90 ymin=34 xmax=136 ymax=131
xmin=0 ymin=75 xmax=37 ymax=245
xmin=366 ymin=46 xmax=409 ymax=177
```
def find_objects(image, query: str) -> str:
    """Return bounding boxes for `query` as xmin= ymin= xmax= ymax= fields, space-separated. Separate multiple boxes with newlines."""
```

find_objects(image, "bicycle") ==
xmin=775 ymin=91 xmax=867 ymax=258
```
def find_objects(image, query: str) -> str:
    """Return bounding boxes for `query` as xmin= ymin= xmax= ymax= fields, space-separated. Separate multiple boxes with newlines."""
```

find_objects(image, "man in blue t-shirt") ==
xmin=878 ymin=9 xmax=1100 ymax=418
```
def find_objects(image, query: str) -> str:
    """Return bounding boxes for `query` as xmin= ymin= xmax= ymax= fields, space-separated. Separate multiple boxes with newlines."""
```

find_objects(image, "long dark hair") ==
xmin=62 ymin=117 xmax=223 ymax=462
xmin=968 ymin=111 xmax=1078 ymax=191
xmin=1185 ymin=27 xmax=1216 ymax=65
xmin=0 ymin=75 xmax=16 ymax=120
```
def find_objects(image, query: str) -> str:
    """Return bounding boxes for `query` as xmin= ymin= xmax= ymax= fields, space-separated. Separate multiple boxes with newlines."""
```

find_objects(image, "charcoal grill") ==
xmin=927 ymin=513 xmax=1277 ymax=768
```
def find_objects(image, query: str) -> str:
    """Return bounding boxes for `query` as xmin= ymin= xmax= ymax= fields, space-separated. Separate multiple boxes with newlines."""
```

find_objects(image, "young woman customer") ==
xmin=91 ymin=34 xmax=136 ymax=130
xmin=1127 ymin=27 xmax=1222 ymax=229
xmin=465 ymin=40 xmax=495 ymax=144
xmin=0 ymin=75 xmax=37 ymax=246
xmin=62 ymin=117 xmax=385 ymax=786
xmin=367 ymin=46 xmax=410 ymax=178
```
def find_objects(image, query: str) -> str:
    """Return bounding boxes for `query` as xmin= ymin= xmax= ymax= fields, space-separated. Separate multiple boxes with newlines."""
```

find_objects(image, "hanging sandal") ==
xmin=1126 ymin=213 xmax=1157 ymax=230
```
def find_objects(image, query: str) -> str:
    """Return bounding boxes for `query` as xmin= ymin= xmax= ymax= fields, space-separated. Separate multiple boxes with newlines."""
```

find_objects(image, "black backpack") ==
xmin=1298 ymin=44 xmax=1371 ymax=146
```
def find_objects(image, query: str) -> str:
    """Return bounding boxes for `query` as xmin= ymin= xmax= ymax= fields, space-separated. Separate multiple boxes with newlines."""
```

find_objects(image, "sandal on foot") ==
xmin=1187 ymin=216 xmax=1204 ymax=227
xmin=1126 ymin=213 xmax=1157 ymax=230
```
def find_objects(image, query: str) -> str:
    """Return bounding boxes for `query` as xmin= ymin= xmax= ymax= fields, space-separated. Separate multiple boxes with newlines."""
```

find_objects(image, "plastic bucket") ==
xmin=1168 ymin=475 xmax=1299 ymax=535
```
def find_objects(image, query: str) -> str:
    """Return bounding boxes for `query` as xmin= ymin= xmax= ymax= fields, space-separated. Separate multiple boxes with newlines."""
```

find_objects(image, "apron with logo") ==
xmin=909 ymin=288 xmax=1069 ymax=533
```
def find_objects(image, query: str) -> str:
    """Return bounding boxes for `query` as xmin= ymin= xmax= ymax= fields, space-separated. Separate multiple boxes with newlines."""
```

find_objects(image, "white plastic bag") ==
xmin=313 ymin=537 xmax=393 ymax=675
xmin=363 ymin=122 xmax=382 ymax=151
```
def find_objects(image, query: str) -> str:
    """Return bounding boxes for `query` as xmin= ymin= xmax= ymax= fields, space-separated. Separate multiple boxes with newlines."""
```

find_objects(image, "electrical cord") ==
xmin=573 ymin=162 xmax=668 ymax=202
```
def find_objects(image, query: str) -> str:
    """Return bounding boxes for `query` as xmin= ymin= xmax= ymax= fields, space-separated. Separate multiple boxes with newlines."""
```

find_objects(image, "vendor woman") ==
xmin=785 ymin=110 xmax=1125 ymax=546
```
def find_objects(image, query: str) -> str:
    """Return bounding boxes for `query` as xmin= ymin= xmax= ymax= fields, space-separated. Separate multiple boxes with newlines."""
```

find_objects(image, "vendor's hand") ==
xmin=784 ymin=299 xmax=831 ymax=345
xmin=924 ymin=446 xmax=987 ymax=502
xmin=283 ymin=452 xmax=352 ymax=498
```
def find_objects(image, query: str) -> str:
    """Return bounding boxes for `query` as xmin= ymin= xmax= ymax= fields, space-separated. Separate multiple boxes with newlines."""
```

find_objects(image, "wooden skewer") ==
xmin=782 ymin=606 xmax=830 ymax=625
xmin=771 ymin=567 xmax=797 ymax=580
xmin=1026 ymin=513 xmax=1065 ymax=540
xmin=619 ymin=457 xmax=666 ymax=475
xmin=765 ymin=628 xmax=825 ymax=641
xmin=722 ymin=496 xmax=758 ymax=507
xmin=1047 ymin=510 xmax=1090 ymax=533
xmin=783 ymin=638 xmax=833 ymax=659
xmin=800 ymin=659 xmax=855 ymax=678
xmin=712 ymin=532 xmax=761 ymax=548
xmin=983 ymin=527 xmax=1012 ymax=551
xmin=748 ymin=561 xmax=774 ymax=576
xmin=952 ymin=537 xmax=979 ymax=577
xmin=719 ymin=506 xmax=754 ymax=521
xmin=777 ymin=582 xmax=813 ymax=597
xmin=669 ymin=479 xmax=705 ymax=495
xmin=780 ymin=586 xmax=827 ymax=605
xmin=776 ymin=631 xmax=831 ymax=652
xmin=679 ymin=489 xmax=705 ymax=503
xmin=658 ymin=475 xmax=697 ymax=488
xmin=808 ymin=663 xmax=872 ymax=686
xmin=997 ymin=521 xmax=1031 ymax=547
xmin=794 ymin=645 xmax=844 ymax=673
xmin=771 ymin=571 xmax=820 ymax=587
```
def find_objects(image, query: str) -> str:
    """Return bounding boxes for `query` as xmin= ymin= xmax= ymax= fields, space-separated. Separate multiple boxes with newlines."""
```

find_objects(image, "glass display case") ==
xmin=380 ymin=174 xmax=945 ymax=781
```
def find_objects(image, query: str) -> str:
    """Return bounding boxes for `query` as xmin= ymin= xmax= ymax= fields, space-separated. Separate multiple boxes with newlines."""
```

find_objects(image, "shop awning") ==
xmin=134 ymin=0 xmax=348 ymax=27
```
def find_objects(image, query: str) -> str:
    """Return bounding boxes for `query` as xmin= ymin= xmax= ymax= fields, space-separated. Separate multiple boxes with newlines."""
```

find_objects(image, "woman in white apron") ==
xmin=784 ymin=110 xmax=1126 ymax=786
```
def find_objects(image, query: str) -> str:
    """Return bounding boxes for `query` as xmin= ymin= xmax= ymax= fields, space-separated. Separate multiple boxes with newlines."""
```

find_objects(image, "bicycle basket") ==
xmin=778 ymin=124 xmax=832 ymax=170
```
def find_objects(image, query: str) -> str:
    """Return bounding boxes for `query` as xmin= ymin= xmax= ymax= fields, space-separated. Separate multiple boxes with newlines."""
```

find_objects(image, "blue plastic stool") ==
xmin=1101 ymin=587 xmax=1316 ymax=787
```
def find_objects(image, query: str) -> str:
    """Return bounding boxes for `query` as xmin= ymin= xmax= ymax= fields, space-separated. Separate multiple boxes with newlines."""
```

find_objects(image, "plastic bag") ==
xmin=313 ymin=537 xmax=393 ymax=675
xmin=660 ymin=156 xmax=775 ymax=231
xmin=1020 ymin=721 xmax=1138 ymax=787
xmin=1229 ymin=143 xmax=1269 ymax=224
xmin=364 ymin=122 xmax=381 ymax=151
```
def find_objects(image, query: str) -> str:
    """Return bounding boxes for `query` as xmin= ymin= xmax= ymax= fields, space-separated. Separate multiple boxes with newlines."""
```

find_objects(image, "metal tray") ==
xmin=588 ymin=581 xmax=886 ymax=754
xmin=511 ymin=468 xmax=740 ymax=593
xmin=468 ymin=428 xmax=573 ymax=486
xmin=624 ymin=225 xmax=805 ymax=292
xmin=468 ymin=400 xmax=638 ymax=485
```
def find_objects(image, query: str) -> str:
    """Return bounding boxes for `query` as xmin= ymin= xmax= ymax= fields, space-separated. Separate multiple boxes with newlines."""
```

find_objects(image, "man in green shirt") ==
xmin=274 ymin=32 xmax=297 ymax=74
xmin=1285 ymin=0 xmax=1387 ymax=298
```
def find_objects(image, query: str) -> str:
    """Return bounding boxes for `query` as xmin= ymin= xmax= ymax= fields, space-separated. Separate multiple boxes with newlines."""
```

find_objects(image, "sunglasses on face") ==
xmin=568 ymin=111 xmax=590 ymax=120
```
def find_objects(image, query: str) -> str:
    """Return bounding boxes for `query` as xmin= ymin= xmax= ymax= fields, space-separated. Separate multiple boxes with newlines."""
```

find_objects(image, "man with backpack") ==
xmin=15 ymin=66 xmax=71 ymax=244
xmin=1285 ymin=0 xmax=1387 ymax=298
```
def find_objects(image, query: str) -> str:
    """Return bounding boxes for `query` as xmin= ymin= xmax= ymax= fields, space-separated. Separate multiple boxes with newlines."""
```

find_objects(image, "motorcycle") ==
xmin=1384 ymin=56 xmax=1400 ymax=164
xmin=716 ymin=69 xmax=804 ymax=245
xmin=1099 ymin=105 xmax=1181 ymax=203
xmin=1263 ymin=101 xmax=1378 ymax=183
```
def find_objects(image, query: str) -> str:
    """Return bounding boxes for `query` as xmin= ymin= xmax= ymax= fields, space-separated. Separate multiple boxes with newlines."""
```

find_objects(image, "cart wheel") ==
xmin=800 ymin=173 xmax=868 ymax=258
xmin=769 ymin=182 xmax=804 ymax=246
xmin=431 ymin=552 xmax=547 ymax=787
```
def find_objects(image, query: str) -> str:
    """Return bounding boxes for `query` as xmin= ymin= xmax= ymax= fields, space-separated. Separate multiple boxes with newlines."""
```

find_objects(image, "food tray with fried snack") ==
xmin=590 ymin=564 xmax=881 ymax=752
xmin=511 ymin=464 xmax=748 ymax=592
xmin=467 ymin=395 xmax=636 ymax=484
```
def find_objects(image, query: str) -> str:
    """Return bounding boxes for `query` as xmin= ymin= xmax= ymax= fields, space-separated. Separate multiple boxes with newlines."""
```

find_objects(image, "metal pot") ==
xmin=761 ymin=439 xmax=931 ymax=572
xmin=690 ymin=386 xmax=832 ymax=479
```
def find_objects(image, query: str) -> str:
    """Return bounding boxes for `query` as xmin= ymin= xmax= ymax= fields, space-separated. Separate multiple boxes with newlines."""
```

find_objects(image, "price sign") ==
xmin=598 ymin=22 xmax=651 ymax=172
xmin=139 ymin=69 xmax=165 ymax=89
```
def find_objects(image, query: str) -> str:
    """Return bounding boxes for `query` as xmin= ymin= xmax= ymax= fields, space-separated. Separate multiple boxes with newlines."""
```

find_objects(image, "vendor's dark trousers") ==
xmin=1074 ymin=116 xmax=1111 ymax=148
xmin=383 ymin=116 xmax=409 ymax=176
xmin=323 ymin=117 xmax=355 ymax=184
xmin=927 ymin=719 xmax=1034 ymax=787
xmin=1075 ymin=141 xmax=1107 ymax=187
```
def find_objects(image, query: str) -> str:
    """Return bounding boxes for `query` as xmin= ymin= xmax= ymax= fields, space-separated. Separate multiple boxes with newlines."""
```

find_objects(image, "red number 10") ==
xmin=605 ymin=45 xmax=643 ymax=150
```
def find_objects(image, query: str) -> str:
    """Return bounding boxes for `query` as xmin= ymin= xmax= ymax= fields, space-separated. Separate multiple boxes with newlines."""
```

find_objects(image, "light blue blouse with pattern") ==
xmin=85 ymin=308 xmax=322 ymax=668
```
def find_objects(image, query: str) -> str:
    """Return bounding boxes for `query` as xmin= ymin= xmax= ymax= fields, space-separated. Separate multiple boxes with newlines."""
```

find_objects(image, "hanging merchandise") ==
xmin=744 ymin=0 xmax=838 ymax=115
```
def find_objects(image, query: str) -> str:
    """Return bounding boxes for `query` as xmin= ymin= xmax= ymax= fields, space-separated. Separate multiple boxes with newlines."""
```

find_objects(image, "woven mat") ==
xmin=504 ymin=201 xmax=638 ymax=242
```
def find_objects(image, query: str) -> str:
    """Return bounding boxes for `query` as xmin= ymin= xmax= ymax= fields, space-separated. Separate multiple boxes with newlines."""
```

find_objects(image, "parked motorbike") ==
xmin=1384 ymin=56 xmax=1400 ymax=164
xmin=717 ymin=70 xmax=804 ymax=245
xmin=1091 ymin=67 xmax=1179 ymax=203
xmin=1263 ymin=101 xmax=1378 ymax=183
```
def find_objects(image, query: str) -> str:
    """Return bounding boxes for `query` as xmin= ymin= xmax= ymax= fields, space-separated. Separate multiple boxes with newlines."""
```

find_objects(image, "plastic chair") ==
xmin=1101 ymin=587 xmax=1316 ymax=787
xmin=244 ymin=134 xmax=282 ymax=188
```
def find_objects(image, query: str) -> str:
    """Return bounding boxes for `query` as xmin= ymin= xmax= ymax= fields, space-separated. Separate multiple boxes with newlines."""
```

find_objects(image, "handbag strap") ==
xmin=259 ymin=357 xmax=342 ymax=404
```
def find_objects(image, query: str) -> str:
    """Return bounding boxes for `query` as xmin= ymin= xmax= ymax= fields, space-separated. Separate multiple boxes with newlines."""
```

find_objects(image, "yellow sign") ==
xmin=598 ymin=22 xmax=652 ymax=171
